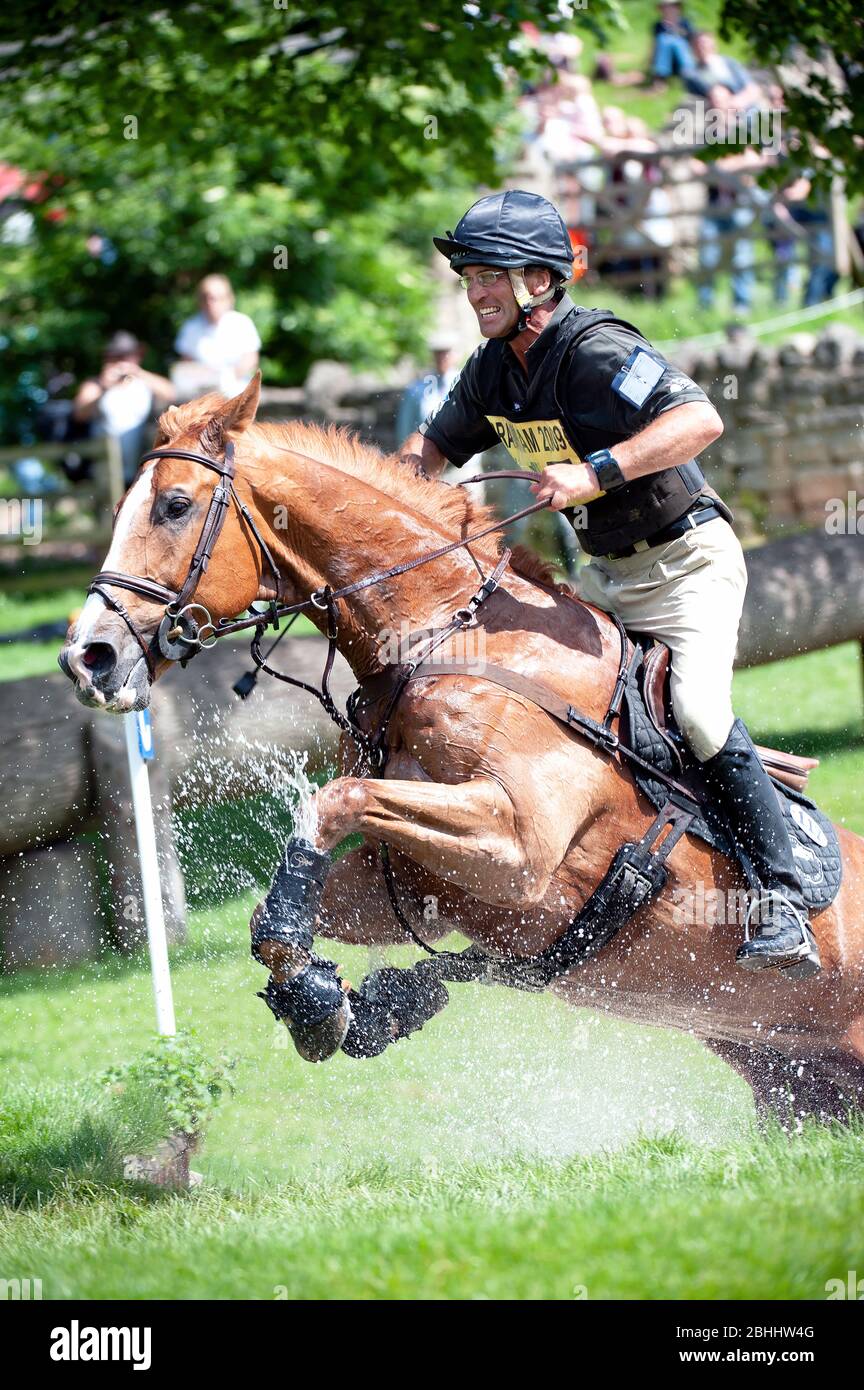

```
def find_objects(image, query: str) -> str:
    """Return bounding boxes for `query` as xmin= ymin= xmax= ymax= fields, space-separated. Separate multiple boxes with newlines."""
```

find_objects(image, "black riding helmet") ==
xmin=434 ymin=189 xmax=574 ymax=277
xmin=434 ymin=190 xmax=574 ymax=336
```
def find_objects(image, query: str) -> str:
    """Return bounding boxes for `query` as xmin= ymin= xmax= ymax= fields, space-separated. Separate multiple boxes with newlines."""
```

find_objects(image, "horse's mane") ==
xmin=157 ymin=396 xmax=567 ymax=591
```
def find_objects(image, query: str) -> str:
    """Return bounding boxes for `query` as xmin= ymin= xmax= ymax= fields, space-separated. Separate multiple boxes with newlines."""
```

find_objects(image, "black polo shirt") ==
xmin=420 ymin=294 xmax=709 ymax=472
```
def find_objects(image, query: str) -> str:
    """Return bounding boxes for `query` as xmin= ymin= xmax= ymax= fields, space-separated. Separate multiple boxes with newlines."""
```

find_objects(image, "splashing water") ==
xmin=281 ymin=749 xmax=319 ymax=845
xmin=172 ymin=701 xmax=324 ymax=903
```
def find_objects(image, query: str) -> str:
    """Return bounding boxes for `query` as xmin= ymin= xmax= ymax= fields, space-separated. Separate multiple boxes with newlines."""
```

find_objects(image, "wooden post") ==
xmin=104 ymin=433 xmax=125 ymax=510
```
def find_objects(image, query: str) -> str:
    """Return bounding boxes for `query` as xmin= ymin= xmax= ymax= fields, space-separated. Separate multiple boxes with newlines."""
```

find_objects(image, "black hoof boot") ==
xmin=735 ymin=892 xmax=822 ymax=979
xmin=259 ymin=958 xmax=352 ymax=1063
xmin=341 ymin=964 xmax=449 ymax=1059
xmin=251 ymin=838 xmax=332 ymax=968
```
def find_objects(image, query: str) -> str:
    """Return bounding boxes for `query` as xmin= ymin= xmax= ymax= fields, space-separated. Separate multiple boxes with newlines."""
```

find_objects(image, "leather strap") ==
xmin=413 ymin=660 xmax=600 ymax=728
xmin=605 ymin=502 xmax=722 ymax=560
xmin=173 ymin=440 xmax=236 ymax=611
xmin=88 ymin=441 xmax=238 ymax=620
xmin=406 ymin=657 xmax=699 ymax=801
xmin=88 ymin=571 xmax=178 ymax=606
xmin=88 ymin=583 xmax=158 ymax=676
xmin=139 ymin=447 xmax=235 ymax=478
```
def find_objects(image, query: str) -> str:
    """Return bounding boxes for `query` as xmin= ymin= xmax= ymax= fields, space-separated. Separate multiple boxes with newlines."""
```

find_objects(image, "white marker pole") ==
xmin=124 ymin=710 xmax=176 ymax=1036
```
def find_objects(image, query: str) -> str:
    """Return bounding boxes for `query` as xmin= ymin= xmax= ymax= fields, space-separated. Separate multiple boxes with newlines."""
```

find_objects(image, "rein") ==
xmin=86 ymin=446 xmax=551 ymax=674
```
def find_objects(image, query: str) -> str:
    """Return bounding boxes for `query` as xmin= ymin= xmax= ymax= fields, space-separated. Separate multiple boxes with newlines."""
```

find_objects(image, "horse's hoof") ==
xmin=341 ymin=965 xmax=449 ymax=1059
xmin=288 ymin=996 xmax=353 ymax=1063
xmin=258 ymin=960 xmax=351 ymax=1063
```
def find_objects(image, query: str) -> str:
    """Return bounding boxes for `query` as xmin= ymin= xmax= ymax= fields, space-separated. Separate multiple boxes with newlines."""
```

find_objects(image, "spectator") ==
xmin=398 ymin=333 xmax=490 ymax=503
xmin=649 ymin=2 xmax=696 ymax=88
xmin=174 ymin=274 xmax=261 ymax=398
xmin=696 ymin=149 xmax=774 ymax=312
xmin=684 ymin=31 xmax=764 ymax=112
xmin=777 ymin=173 xmax=838 ymax=307
xmin=396 ymin=333 xmax=460 ymax=441
xmin=73 ymin=331 xmax=176 ymax=484
xmin=769 ymin=173 xmax=812 ymax=305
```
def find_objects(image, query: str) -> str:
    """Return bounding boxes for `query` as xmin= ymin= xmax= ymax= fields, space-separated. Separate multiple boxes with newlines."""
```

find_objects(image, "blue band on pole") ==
xmin=136 ymin=708 xmax=154 ymax=761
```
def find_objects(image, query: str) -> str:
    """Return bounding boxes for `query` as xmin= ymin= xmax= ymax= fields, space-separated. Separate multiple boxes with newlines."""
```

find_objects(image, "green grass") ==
xmin=732 ymin=643 xmax=864 ymax=834
xmin=2 ymin=899 xmax=863 ymax=1299
xmin=2 ymin=1125 xmax=862 ymax=1300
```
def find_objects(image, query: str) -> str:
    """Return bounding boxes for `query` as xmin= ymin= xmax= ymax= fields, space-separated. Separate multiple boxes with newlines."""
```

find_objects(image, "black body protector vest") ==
xmin=481 ymin=308 xmax=707 ymax=556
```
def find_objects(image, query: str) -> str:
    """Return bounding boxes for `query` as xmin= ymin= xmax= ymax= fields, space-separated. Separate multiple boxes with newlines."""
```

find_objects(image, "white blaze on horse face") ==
xmin=71 ymin=465 xmax=156 ymax=653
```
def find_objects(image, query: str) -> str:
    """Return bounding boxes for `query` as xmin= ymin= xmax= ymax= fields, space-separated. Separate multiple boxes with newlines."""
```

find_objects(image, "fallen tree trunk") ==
xmin=736 ymin=528 xmax=864 ymax=667
xmin=0 ymin=637 xmax=353 ymax=965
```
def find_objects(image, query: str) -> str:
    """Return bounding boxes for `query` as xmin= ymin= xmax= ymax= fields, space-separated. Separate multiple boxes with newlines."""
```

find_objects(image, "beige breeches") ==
xmin=578 ymin=517 xmax=748 ymax=761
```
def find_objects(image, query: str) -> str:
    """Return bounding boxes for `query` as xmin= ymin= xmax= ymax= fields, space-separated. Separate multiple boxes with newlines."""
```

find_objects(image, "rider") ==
xmin=399 ymin=188 xmax=820 ymax=978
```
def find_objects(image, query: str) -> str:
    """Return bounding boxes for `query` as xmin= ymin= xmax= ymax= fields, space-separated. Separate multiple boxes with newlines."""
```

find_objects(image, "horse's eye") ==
xmin=165 ymin=497 xmax=191 ymax=520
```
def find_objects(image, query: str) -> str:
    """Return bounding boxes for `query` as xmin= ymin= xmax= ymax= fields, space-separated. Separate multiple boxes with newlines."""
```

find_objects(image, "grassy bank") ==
xmin=1 ymin=896 xmax=862 ymax=1300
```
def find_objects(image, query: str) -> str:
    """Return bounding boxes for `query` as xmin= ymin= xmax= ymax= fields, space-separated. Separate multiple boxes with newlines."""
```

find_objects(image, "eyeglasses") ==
xmin=457 ymin=269 xmax=508 ymax=292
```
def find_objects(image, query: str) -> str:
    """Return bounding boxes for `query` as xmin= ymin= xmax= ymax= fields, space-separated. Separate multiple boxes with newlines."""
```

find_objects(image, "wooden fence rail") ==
xmin=547 ymin=143 xmax=855 ymax=296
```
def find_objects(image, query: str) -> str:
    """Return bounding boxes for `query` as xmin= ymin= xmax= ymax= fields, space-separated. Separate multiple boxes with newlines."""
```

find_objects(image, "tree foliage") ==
xmin=3 ymin=1 xmax=858 ymax=444
xmin=720 ymin=0 xmax=864 ymax=190
xmin=0 ymin=1 xmax=621 ymax=439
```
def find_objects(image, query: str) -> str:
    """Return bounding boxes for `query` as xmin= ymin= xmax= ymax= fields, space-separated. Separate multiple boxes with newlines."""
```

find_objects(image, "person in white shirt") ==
xmin=174 ymin=274 xmax=261 ymax=397
xmin=396 ymin=333 xmax=461 ymax=443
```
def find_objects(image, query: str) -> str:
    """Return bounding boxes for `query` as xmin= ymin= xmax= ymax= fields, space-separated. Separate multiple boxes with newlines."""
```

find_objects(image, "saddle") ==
xmin=623 ymin=640 xmax=841 ymax=914
xmin=637 ymin=640 xmax=818 ymax=794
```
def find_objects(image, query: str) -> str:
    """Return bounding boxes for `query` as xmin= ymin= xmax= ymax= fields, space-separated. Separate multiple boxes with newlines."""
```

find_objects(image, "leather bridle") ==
xmin=87 ymin=440 xmax=282 ymax=676
xmin=85 ymin=442 xmax=552 ymax=683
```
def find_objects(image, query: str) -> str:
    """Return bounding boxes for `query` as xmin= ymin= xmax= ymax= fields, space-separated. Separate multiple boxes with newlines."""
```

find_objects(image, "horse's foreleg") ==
xmin=313 ymin=774 xmax=566 ymax=908
xmin=249 ymin=841 xmax=452 ymax=1064
xmin=251 ymin=841 xmax=449 ymax=962
xmin=250 ymin=771 xmax=577 ymax=1065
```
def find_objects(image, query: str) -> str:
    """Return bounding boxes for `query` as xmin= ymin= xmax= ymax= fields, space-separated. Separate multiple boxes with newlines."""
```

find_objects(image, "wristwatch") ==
xmin=585 ymin=448 xmax=627 ymax=492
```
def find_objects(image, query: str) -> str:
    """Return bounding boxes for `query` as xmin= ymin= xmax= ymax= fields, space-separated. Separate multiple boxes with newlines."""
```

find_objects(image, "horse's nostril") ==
xmin=81 ymin=642 xmax=117 ymax=678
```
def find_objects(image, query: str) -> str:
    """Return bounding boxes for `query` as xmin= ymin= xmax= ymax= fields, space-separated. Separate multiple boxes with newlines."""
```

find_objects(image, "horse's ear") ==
xmin=200 ymin=372 xmax=261 ymax=454
xmin=223 ymin=371 xmax=261 ymax=435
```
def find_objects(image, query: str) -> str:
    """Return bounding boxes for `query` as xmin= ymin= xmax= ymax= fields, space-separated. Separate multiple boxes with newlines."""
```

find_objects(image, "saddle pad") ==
xmin=622 ymin=670 xmax=842 ymax=913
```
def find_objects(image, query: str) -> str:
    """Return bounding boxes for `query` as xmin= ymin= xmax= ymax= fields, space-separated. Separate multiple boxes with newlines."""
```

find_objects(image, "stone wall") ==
xmin=668 ymin=324 xmax=864 ymax=539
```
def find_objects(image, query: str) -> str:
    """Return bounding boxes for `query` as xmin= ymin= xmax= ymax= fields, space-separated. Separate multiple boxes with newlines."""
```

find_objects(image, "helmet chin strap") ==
xmin=504 ymin=268 xmax=562 ymax=340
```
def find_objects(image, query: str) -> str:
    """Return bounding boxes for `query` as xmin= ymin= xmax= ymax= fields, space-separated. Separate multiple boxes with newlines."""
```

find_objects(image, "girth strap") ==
xmin=387 ymin=794 xmax=696 ymax=995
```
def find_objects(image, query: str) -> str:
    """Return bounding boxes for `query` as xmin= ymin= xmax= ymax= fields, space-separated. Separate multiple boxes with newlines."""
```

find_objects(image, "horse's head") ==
xmin=59 ymin=374 xmax=265 ymax=712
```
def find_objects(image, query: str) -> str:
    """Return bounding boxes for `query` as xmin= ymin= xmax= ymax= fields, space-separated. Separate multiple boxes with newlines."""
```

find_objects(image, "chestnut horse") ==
xmin=60 ymin=377 xmax=864 ymax=1121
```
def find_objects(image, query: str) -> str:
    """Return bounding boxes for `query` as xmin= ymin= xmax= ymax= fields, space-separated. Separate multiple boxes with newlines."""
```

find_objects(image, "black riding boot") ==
xmin=698 ymin=719 xmax=821 ymax=977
